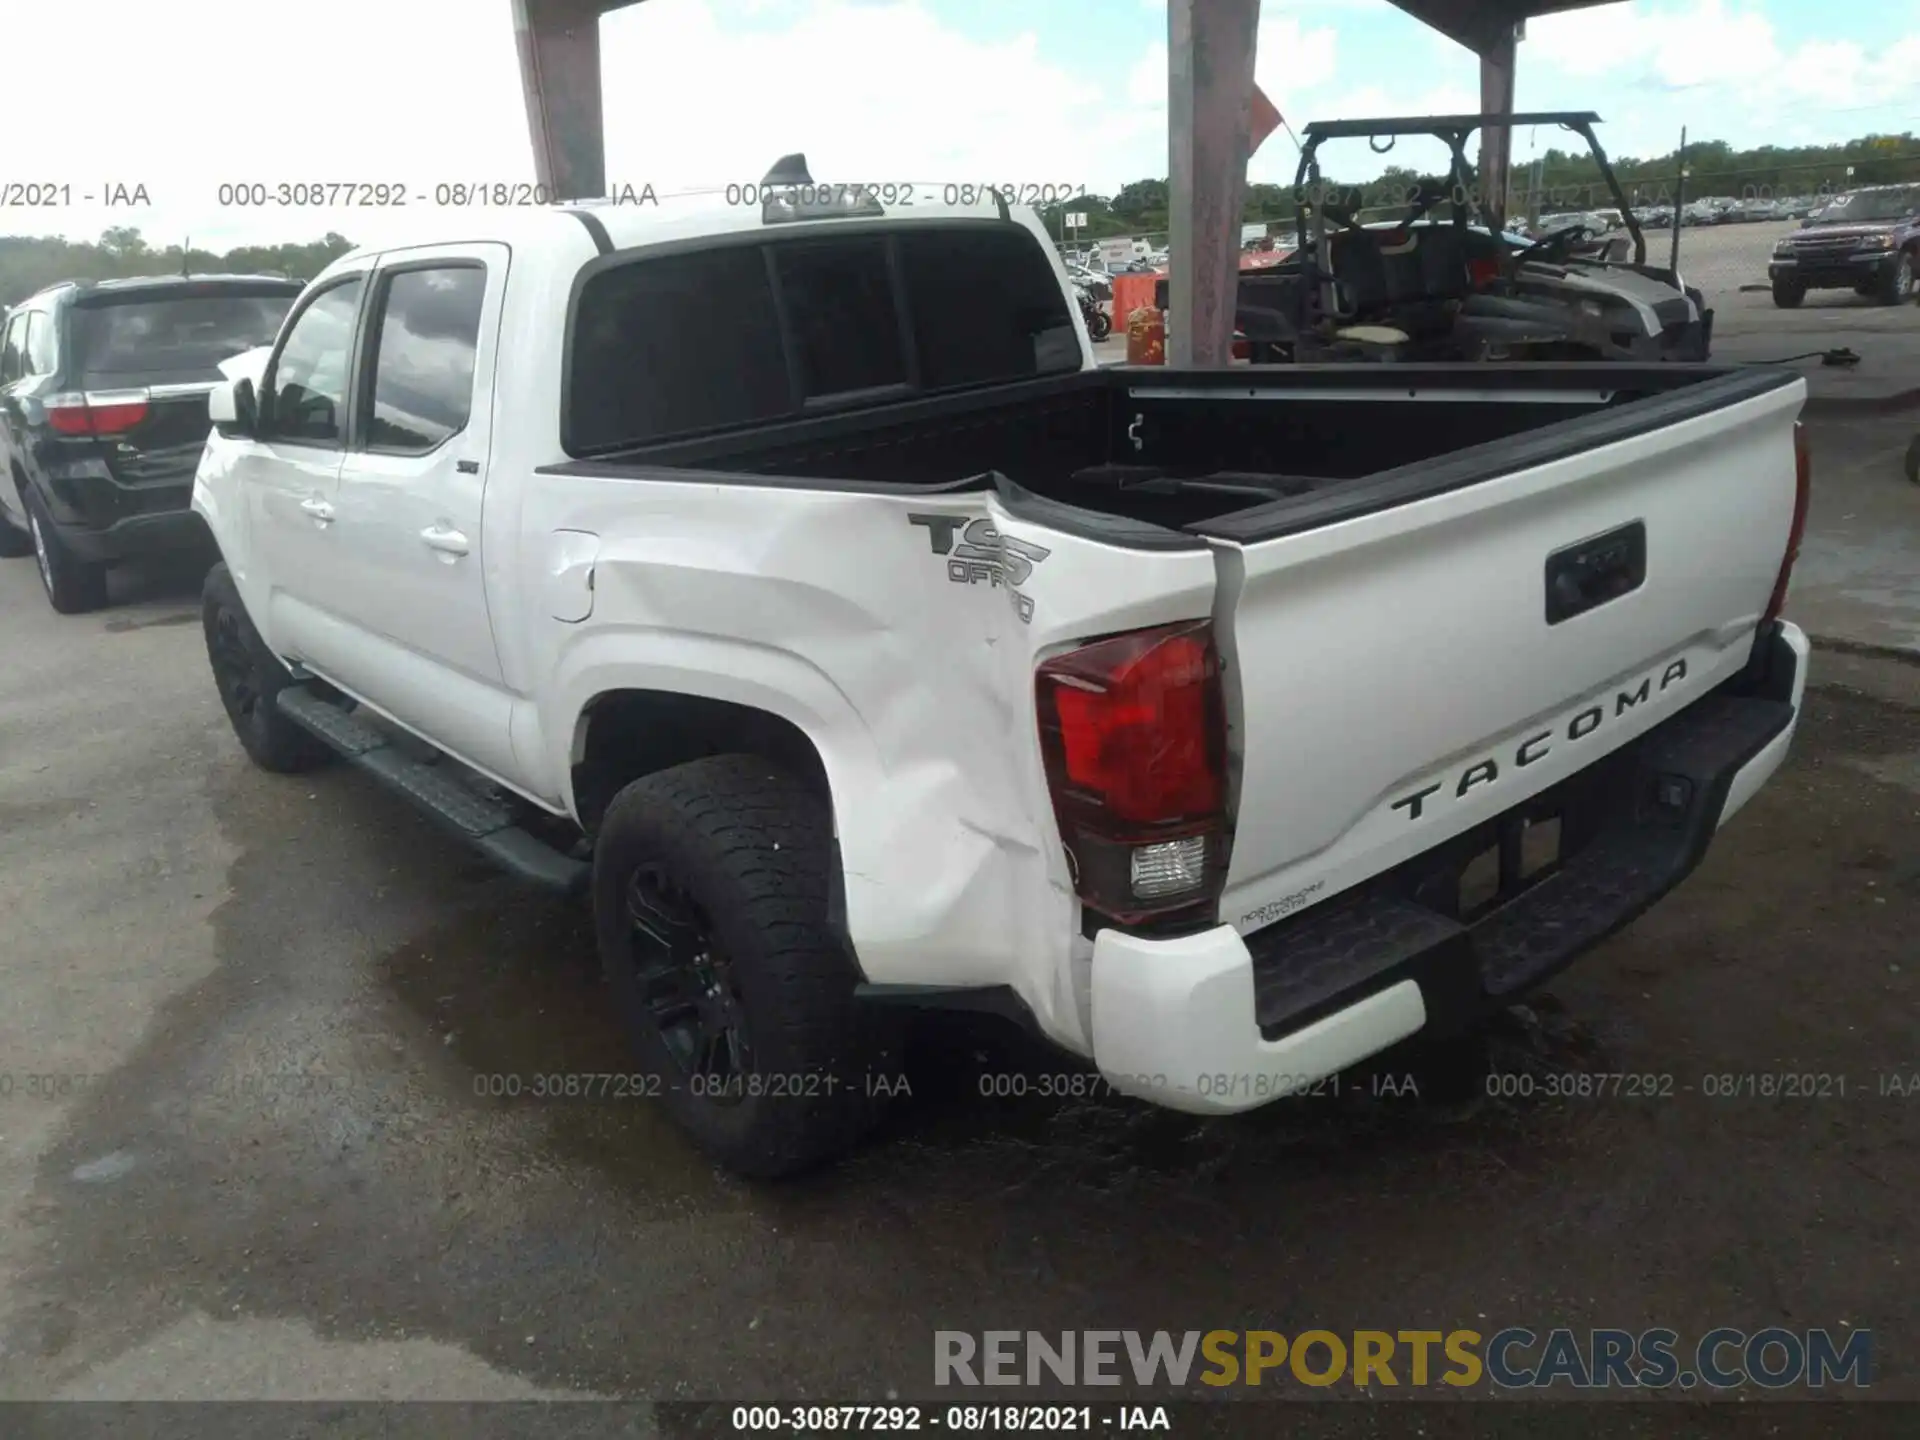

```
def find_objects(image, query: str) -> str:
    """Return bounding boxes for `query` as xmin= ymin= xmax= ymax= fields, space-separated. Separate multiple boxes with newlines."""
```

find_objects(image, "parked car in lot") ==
xmin=1770 ymin=183 xmax=1920 ymax=307
xmin=192 ymin=167 xmax=1812 ymax=1177
xmin=1537 ymin=209 xmax=1612 ymax=237
xmin=0 ymin=274 xmax=303 ymax=610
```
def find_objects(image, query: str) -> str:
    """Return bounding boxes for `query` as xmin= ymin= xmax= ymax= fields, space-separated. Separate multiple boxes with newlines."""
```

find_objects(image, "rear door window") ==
xmin=70 ymin=290 xmax=297 ymax=383
xmin=23 ymin=313 xmax=56 ymax=377
xmin=0 ymin=313 xmax=27 ymax=383
xmin=363 ymin=265 xmax=488 ymax=452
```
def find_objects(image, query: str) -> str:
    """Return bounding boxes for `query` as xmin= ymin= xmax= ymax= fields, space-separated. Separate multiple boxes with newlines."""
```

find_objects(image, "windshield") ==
xmin=71 ymin=290 xmax=298 ymax=379
xmin=1820 ymin=188 xmax=1920 ymax=222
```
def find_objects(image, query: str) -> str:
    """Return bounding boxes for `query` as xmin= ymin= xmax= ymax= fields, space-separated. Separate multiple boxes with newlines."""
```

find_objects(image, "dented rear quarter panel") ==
xmin=515 ymin=467 xmax=1216 ymax=1055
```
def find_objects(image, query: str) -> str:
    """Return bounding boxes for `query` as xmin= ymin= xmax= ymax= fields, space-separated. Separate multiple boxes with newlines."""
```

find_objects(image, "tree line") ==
xmin=1038 ymin=130 xmax=1920 ymax=240
xmin=0 ymin=227 xmax=356 ymax=309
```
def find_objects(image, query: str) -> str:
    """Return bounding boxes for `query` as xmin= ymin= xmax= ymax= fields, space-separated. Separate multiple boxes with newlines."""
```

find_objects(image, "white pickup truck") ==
xmin=192 ymin=165 xmax=1813 ymax=1177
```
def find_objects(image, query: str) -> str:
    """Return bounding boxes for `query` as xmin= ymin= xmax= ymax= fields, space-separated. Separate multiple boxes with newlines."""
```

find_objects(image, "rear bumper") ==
xmin=55 ymin=505 xmax=211 ymax=563
xmin=1091 ymin=622 xmax=1809 ymax=1115
xmin=31 ymin=441 xmax=204 ymax=562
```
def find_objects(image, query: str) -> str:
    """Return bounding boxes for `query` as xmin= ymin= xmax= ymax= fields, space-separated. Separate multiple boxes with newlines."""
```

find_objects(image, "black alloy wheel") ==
xmin=626 ymin=862 xmax=752 ymax=1100
xmin=209 ymin=605 xmax=264 ymax=730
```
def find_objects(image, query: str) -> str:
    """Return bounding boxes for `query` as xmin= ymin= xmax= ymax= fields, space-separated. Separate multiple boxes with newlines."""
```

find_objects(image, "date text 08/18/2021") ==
xmin=729 ymin=1405 xmax=1171 ymax=1432
xmin=197 ymin=180 xmax=1090 ymax=210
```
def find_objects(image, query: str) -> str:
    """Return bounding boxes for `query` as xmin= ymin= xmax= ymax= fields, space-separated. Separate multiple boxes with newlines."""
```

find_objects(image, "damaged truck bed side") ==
xmin=192 ymin=180 xmax=1812 ymax=1177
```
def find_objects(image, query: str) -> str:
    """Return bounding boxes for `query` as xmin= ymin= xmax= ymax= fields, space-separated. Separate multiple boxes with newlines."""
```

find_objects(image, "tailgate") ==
xmin=78 ymin=380 xmax=219 ymax=489
xmin=68 ymin=287 xmax=295 ymax=490
xmin=1202 ymin=376 xmax=1806 ymax=935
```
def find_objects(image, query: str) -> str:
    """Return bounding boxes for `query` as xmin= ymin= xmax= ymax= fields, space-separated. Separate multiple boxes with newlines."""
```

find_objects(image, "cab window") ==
xmin=263 ymin=278 xmax=365 ymax=445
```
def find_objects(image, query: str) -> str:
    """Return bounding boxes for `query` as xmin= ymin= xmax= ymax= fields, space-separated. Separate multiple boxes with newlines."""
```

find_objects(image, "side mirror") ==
xmin=210 ymin=376 xmax=258 ymax=437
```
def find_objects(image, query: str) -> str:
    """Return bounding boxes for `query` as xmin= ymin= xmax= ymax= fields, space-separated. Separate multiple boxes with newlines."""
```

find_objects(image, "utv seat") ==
xmin=1328 ymin=226 xmax=1473 ymax=339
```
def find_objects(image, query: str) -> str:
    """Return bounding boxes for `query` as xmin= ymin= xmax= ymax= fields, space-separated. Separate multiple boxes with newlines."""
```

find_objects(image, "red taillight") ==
xmin=1036 ymin=620 xmax=1231 ymax=925
xmin=1762 ymin=421 xmax=1812 ymax=628
xmin=43 ymin=390 xmax=150 ymax=437
xmin=43 ymin=396 xmax=94 ymax=436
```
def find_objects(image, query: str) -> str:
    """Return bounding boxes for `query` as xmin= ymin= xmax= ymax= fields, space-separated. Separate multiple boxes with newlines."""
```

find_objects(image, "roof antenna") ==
xmin=763 ymin=153 xmax=812 ymax=186
xmin=182 ymin=238 xmax=190 ymax=278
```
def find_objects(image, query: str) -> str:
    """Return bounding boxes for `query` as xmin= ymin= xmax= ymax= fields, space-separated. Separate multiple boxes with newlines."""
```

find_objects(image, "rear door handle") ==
xmin=299 ymin=496 xmax=335 ymax=525
xmin=420 ymin=524 xmax=470 ymax=557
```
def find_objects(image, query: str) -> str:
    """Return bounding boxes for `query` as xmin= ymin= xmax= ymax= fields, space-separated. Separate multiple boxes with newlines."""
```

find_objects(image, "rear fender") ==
xmin=524 ymin=479 xmax=1139 ymax=1052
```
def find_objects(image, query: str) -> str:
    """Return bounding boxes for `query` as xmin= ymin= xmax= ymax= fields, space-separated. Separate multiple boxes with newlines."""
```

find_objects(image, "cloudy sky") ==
xmin=2 ymin=0 xmax=1915 ymax=252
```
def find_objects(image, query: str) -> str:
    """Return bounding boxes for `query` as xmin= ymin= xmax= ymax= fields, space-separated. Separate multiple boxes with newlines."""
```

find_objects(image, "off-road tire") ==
xmin=24 ymin=488 xmax=109 ymax=613
xmin=593 ymin=755 xmax=899 ymax=1178
xmin=1876 ymin=251 xmax=1915 ymax=307
xmin=202 ymin=562 xmax=332 ymax=773
xmin=1771 ymin=280 xmax=1806 ymax=309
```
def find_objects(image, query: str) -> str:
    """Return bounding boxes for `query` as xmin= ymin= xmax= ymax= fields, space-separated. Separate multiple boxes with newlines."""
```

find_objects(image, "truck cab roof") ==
xmin=324 ymin=191 xmax=1021 ymax=277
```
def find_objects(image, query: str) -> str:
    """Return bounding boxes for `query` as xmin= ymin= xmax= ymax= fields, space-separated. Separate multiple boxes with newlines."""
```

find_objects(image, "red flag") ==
xmin=1250 ymin=84 xmax=1283 ymax=158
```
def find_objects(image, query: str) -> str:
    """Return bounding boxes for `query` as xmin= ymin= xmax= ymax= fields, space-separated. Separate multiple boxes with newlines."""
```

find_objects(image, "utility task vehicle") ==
xmin=1189 ymin=113 xmax=1712 ymax=365
xmin=192 ymin=162 xmax=1809 ymax=1176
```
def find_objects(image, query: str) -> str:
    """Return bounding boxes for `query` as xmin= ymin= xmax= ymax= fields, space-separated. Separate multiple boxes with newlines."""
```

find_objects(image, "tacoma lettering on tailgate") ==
xmin=1390 ymin=658 xmax=1690 ymax=822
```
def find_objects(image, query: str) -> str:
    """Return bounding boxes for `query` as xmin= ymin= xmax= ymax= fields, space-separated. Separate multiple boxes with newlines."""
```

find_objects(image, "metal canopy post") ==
xmin=1166 ymin=0 xmax=1262 ymax=369
xmin=514 ymin=0 xmax=649 ymax=201
xmin=1386 ymin=2 xmax=1631 ymax=238
xmin=1478 ymin=24 xmax=1518 ymax=236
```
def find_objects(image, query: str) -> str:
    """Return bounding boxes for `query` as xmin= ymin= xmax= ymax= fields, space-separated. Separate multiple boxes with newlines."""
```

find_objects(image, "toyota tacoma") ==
xmin=190 ymin=163 xmax=1813 ymax=1177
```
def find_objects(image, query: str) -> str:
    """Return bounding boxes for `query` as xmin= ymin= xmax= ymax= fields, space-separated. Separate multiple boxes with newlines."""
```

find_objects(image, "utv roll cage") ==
xmin=1293 ymin=111 xmax=1647 ymax=268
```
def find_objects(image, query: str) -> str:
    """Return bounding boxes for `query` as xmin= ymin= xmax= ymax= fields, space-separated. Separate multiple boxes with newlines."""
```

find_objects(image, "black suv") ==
xmin=1769 ymin=184 xmax=1920 ymax=308
xmin=0 ymin=274 xmax=302 ymax=611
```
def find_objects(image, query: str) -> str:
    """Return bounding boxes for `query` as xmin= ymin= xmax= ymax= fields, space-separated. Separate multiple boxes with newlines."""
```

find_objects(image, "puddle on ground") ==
xmin=69 ymin=1152 xmax=137 ymax=1185
xmin=377 ymin=904 xmax=729 ymax=1201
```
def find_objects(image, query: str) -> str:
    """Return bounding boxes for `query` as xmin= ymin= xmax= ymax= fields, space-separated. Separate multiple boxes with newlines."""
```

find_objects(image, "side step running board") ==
xmin=275 ymin=686 xmax=589 ymax=895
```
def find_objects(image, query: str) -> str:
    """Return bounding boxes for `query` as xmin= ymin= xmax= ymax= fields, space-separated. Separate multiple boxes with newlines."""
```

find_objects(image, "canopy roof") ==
xmin=1302 ymin=110 xmax=1601 ymax=139
xmin=1385 ymin=0 xmax=1623 ymax=54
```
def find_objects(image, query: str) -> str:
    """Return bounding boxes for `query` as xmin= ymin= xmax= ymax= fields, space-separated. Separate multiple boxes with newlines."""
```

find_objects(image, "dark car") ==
xmin=1768 ymin=184 xmax=1920 ymax=308
xmin=0 ymin=274 xmax=302 ymax=611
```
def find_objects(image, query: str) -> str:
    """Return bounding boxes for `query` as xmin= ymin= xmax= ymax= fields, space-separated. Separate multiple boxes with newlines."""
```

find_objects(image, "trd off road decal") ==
xmin=907 ymin=514 xmax=1051 ymax=623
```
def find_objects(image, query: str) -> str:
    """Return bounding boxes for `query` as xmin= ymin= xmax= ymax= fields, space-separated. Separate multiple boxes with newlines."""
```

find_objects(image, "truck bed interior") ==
xmin=551 ymin=364 xmax=1794 ymax=539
